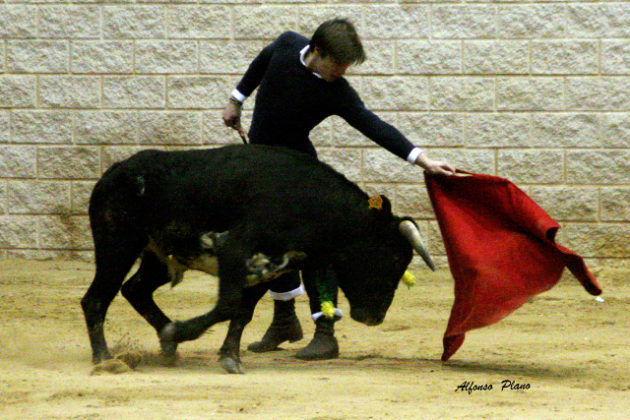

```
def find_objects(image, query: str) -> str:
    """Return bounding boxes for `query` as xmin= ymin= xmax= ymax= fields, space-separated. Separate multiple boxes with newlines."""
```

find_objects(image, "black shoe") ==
xmin=295 ymin=318 xmax=339 ymax=360
xmin=248 ymin=299 xmax=303 ymax=353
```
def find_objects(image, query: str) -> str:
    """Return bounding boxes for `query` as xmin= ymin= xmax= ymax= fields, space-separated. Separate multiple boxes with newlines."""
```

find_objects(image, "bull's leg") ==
xmin=158 ymin=241 xmax=248 ymax=363
xmin=121 ymin=251 xmax=172 ymax=336
xmin=81 ymin=237 xmax=144 ymax=364
xmin=218 ymin=283 xmax=269 ymax=374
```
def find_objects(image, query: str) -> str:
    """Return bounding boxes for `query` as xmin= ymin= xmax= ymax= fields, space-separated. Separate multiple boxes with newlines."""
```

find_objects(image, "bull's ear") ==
xmin=368 ymin=195 xmax=392 ymax=214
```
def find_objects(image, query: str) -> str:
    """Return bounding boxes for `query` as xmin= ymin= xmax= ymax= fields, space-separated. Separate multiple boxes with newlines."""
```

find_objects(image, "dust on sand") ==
xmin=0 ymin=259 xmax=628 ymax=419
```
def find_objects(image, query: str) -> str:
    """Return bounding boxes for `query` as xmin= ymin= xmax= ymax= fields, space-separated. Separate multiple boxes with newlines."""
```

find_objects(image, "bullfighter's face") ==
xmin=308 ymin=48 xmax=351 ymax=82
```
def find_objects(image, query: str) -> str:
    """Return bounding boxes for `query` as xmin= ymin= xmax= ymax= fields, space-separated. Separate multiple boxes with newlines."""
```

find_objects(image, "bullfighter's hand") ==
xmin=415 ymin=152 xmax=456 ymax=176
xmin=222 ymin=99 xmax=242 ymax=131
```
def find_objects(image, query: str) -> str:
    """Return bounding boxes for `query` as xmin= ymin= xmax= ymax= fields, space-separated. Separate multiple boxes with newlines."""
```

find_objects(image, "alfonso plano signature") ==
xmin=455 ymin=380 xmax=531 ymax=395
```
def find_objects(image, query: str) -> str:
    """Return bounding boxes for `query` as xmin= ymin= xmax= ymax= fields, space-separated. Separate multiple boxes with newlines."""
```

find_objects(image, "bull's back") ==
xmin=92 ymin=145 xmax=368 ymax=237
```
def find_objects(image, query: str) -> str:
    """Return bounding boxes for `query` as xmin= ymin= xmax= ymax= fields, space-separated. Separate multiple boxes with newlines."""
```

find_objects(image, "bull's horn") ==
xmin=399 ymin=220 xmax=435 ymax=271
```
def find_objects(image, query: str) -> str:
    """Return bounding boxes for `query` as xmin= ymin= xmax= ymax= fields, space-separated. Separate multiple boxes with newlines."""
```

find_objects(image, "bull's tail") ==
xmin=89 ymin=158 xmax=151 ymax=254
xmin=82 ymin=158 xmax=154 ymax=365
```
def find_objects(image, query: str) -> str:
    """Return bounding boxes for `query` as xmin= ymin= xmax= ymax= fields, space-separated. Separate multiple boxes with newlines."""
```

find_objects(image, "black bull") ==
xmin=81 ymin=145 xmax=434 ymax=373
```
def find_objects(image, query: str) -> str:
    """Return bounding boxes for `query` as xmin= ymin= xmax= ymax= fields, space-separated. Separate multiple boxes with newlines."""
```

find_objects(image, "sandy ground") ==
xmin=0 ymin=258 xmax=628 ymax=420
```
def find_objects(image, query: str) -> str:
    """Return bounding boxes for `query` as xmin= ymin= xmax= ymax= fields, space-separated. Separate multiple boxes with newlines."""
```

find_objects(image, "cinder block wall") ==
xmin=0 ymin=1 xmax=629 ymax=268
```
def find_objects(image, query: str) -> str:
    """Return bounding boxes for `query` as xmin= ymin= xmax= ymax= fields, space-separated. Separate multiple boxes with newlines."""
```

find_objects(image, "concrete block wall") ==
xmin=0 ymin=1 xmax=629 ymax=268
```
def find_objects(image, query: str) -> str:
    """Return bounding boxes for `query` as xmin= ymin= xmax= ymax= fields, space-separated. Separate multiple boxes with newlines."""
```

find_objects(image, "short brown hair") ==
xmin=309 ymin=18 xmax=366 ymax=66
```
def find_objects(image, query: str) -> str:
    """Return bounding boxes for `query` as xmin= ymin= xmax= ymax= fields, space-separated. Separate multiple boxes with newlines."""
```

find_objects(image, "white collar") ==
xmin=300 ymin=45 xmax=323 ymax=79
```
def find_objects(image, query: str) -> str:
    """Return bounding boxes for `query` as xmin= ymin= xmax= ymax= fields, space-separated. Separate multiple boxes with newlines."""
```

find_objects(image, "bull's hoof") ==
xmin=219 ymin=356 xmax=243 ymax=374
xmin=159 ymin=323 xmax=179 ymax=365
xmin=159 ymin=350 xmax=179 ymax=366
xmin=91 ymin=350 xmax=113 ymax=365
xmin=90 ymin=358 xmax=132 ymax=375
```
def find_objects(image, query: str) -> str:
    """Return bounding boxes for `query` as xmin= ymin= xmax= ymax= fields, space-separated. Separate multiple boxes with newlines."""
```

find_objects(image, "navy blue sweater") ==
xmin=236 ymin=31 xmax=415 ymax=160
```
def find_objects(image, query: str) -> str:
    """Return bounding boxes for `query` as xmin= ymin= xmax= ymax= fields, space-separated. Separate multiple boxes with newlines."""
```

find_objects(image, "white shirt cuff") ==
xmin=407 ymin=147 xmax=424 ymax=164
xmin=231 ymin=89 xmax=247 ymax=103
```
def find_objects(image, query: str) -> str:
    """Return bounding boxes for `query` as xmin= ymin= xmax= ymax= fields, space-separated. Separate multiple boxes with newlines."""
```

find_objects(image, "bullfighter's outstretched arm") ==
xmin=336 ymin=83 xmax=455 ymax=176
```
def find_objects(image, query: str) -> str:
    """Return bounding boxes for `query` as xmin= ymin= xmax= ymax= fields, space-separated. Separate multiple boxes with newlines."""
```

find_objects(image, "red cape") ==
xmin=424 ymin=171 xmax=602 ymax=361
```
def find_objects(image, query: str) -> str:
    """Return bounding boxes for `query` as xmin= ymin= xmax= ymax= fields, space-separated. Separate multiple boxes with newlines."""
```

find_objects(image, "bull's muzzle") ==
xmin=399 ymin=220 xmax=435 ymax=271
xmin=350 ymin=307 xmax=385 ymax=326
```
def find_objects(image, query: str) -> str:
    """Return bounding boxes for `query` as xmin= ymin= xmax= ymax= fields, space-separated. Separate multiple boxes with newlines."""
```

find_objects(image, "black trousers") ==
xmin=269 ymin=267 xmax=338 ymax=315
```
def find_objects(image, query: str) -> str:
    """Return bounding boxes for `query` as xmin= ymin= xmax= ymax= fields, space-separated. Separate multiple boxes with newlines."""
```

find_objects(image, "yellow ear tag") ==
xmin=368 ymin=195 xmax=383 ymax=210
xmin=401 ymin=271 xmax=416 ymax=289
xmin=321 ymin=301 xmax=336 ymax=319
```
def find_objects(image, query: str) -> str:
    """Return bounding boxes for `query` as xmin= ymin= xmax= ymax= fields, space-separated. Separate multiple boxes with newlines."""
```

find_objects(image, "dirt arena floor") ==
xmin=0 ymin=258 xmax=628 ymax=419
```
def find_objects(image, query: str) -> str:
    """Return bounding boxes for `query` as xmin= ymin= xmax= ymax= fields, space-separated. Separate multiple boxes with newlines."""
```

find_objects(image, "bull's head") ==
xmin=333 ymin=195 xmax=434 ymax=326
